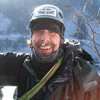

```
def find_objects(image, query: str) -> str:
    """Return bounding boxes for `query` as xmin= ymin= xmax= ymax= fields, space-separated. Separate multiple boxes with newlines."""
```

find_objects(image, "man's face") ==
xmin=31 ymin=29 xmax=61 ymax=56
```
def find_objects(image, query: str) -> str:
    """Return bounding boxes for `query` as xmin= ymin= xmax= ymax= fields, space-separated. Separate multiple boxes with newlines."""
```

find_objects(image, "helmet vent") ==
xmin=59 ymin=12 xmax=63 ymax=19
xmin=31 ymin=12 xmax=34 ymax=18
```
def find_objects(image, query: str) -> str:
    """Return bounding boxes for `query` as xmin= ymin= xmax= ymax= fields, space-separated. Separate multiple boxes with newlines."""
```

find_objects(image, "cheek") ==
xmin=31 ymin=35 xmax=39 ymax=47
xmin=51 ymin=35 xmax=60 ymax=50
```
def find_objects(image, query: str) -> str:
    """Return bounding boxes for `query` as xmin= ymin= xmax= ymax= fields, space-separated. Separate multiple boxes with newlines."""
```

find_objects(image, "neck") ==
xmin=31 ymin=53 xmax=58 ymax=80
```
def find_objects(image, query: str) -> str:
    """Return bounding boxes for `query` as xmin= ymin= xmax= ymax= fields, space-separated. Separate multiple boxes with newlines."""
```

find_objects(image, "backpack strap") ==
xmin=18 ymin=56 xmax=63 ymax=100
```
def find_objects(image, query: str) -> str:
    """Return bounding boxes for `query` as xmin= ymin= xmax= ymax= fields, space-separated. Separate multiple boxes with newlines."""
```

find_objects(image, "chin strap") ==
xmin=18 ymin=56 xmax=63 ymax=100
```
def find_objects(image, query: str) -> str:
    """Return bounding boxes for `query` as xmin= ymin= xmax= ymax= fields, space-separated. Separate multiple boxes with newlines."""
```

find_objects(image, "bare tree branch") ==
xmin=52 ymin=0 xmax=100 ymax=59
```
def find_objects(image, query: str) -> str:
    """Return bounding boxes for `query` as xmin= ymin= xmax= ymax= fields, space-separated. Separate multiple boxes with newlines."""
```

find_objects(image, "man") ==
xmin=0 ymin=4 xmax=100 ymax=100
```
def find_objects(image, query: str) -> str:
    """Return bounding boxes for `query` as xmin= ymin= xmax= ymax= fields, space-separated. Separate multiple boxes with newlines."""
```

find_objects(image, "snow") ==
xmin=0 ymin=0 xmax=100 ymax=99
xmin=2 ymin=86 xmax=16 ymax=100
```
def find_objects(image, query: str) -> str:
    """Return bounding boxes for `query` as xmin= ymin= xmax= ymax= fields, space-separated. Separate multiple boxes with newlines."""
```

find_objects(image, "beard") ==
xmin=31 ymin=43 xmax=64 ymax=64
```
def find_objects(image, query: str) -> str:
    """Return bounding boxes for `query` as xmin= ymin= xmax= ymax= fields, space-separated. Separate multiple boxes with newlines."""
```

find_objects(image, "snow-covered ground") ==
xmin=2 ymin=86 xmax=16 ymax=100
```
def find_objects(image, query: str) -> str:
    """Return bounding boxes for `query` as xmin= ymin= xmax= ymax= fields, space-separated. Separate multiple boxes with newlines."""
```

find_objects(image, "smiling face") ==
xmin=31 ymin=29 xmax=61 ymax=56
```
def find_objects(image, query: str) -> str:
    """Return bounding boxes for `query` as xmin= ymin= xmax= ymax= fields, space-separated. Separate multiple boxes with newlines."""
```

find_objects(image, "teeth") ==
xmin=40 ymin=46 xmax=51 ymax=49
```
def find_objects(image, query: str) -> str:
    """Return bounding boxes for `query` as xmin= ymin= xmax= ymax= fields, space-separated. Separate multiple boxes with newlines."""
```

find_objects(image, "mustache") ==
xmin=36 ymin=41 xmax=55 ymax=47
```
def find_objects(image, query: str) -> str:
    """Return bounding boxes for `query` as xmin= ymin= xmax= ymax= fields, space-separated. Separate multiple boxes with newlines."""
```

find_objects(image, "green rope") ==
xmin=18 ymin=56 xmax=63 ymax=100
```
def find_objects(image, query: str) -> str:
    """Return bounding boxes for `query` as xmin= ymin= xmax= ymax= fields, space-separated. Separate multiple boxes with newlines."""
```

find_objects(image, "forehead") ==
xmin=32 ymin=29 xmax=61 ymax=38
xmin=33 ymin=29 xmax=58 ymax=34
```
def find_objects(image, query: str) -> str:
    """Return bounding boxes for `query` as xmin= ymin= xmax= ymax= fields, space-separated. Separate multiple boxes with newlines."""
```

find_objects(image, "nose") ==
xmin=41 ymin=31 xmax=49 ymax=43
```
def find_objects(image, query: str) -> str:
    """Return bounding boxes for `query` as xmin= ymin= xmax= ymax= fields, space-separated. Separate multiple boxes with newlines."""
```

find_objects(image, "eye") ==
xmin=34 ymin=30 xmax=41 ymax=35
xmin=50 ymin=32 xmax=57 ymax=37
xmin=36 ymin=32 xmax=41 ymax=35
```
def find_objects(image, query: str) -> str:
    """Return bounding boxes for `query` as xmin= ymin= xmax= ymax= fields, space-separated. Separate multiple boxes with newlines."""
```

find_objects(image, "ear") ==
xmin=61 ymin=38 xmax=64 ymax=44
xmin=27 ymin=38 xmax=33 ymax=48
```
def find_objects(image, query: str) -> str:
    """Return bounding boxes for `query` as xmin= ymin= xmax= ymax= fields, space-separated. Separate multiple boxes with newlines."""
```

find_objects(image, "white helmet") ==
xmin=29 ymin=4 xmax=65 ymax=28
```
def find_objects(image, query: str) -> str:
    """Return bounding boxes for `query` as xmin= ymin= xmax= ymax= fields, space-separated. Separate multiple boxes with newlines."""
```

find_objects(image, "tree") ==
xmin=52 ymin=0 xmax=100 ymax=62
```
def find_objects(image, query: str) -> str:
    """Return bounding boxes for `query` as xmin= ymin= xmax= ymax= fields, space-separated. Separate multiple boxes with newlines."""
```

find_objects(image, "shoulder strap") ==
xmin=18 ymin=56 xmax=63 ymax=100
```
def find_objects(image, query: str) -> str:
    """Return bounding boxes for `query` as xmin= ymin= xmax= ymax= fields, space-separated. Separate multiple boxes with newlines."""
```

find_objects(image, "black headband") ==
xmin=30 ymin=19 xmax=65 ymax=38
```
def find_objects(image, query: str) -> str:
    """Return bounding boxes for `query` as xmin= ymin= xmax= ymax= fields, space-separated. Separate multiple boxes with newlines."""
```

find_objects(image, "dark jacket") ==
xmin=0 ymin=40 xmax=100 ymax=100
